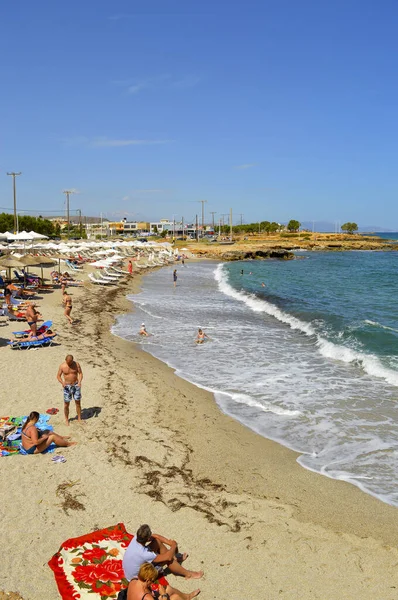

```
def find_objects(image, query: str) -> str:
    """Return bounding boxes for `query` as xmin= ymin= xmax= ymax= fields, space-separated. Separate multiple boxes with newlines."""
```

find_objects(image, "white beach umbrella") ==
xmin=14 ymin=230 xmax=34 ymax=240
xmin=28 ymin=230 xmax=49 ymax=239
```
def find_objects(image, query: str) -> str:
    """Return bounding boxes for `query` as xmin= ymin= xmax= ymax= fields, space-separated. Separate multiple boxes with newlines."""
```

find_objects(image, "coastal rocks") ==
xmin=219 ymin=249 xmax=294 ymax=261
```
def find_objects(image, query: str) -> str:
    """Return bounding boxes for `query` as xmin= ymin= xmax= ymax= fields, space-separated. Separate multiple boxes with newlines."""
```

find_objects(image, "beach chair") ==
xmin=8 ymin=333 xmax=58 ymax=350
xmin=3 ymin=306 xmax=26 ymax=321
xmin=66 ymin=260 xmax=83 ymax=271
xmin=104 ymin=268 xmax=123 ymax=278
xmin=88 ymin=273 xmax=113 ymax=285
xmin=12 ymin=320 xmax=52 ymax=338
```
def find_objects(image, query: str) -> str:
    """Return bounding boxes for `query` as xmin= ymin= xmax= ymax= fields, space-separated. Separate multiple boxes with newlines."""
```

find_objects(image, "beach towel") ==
xmin=0 ymin=414 xmax=55 ymax=456
xmin=48 ymin=523 xmax=168 ymax=599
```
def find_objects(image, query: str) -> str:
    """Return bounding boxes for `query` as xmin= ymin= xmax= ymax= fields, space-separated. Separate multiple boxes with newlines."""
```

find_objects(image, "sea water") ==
xmin=112 ymin=252 xmax=398 ymax=506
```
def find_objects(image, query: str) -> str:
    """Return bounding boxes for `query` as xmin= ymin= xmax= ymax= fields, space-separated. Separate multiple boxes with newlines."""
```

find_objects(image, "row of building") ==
xmin=51 ymin=217 xmax=215 ymax=238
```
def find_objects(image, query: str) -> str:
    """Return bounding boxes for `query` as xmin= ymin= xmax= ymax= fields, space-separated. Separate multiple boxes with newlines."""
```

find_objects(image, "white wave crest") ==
xmin=214 ymin=264 xmax=398 ymax=387
xmin=365 ymin=320 xmax=398 ymax=333
xmin=218 ymin=391 xmax=301 ymax=416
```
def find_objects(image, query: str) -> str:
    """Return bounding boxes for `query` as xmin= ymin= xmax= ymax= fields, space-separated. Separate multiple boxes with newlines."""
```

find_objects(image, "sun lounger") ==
xmin=12 ymin=320 xmax=52 ymax=338
xmin=66 ymin=260 xmax=83 ymax=270
xmin=3 ymin=307 xmax=26 ymax=321
xmin=8 ymin=334 xmax=58 ymax=350
xmin=88 ymin=273 xmax=114 ymax=285
xmin=104 ymin=268 xmax=123 ymax=278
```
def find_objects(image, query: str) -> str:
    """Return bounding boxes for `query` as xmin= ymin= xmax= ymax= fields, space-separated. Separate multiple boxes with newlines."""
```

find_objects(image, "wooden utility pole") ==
xmin=230 ymin=208 xmax=233 ymax=241
xmin=7 ymin=171 xmax=22 ymax=233
xmin=63 ymin=189 xmax=76 ymax=239
xmin=195 ymin=214 xmax=199 ymax=241
xmin=210 ymin=211 xmax=217 ymax=230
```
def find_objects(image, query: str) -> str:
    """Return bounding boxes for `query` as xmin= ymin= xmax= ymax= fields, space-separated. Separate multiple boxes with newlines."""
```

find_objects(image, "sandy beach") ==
xmin=2 ymin=264 xmax=398 ymax=600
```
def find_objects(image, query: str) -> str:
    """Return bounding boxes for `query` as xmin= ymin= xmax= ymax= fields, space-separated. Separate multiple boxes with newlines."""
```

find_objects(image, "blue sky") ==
xmin=1 ymin=0 xmax=397 ymax=227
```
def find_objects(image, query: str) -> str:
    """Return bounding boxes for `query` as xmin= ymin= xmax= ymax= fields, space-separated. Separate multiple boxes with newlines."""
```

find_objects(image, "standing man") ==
xmin=25 ymin=302 xmax=41 ymax=336
xmin=173 ymin=269 xmax=178 ymax=287
xmin=57 ymin=355 xmax=83 ymax=425
xmin=128 ymin=260 xmax=133 ymax=275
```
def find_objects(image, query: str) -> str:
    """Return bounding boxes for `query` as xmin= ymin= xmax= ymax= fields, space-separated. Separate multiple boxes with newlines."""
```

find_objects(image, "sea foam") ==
xmin=214 ymin=264 xmax=398 ymax=387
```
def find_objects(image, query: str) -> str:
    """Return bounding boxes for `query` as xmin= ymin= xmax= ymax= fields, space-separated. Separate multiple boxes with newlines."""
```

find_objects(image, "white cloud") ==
xmin=90 ymin=138 xmax=170 ymax=148
xmin=61 ymin=136 xmax=171 ymax=148
xmin=123 ymin=74 xmax=200 ymax=96
xmin=234 ymin=163 xmax=257 ymax=170
xmin=130 ymin=189 xmax=166 ymax=194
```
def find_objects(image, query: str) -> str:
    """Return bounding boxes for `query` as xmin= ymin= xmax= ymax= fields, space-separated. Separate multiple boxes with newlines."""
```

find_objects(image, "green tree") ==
xmin=269 ymin=222 xmax=280 ymax=233
xmin=341 ymin=222 xmax=358 ymax=234
xmin=159 ymin=230 xmax=168 ymax=238
xmin=287 ymin=219 xmax=301 ymax=232
xmin=152 ymin=225 xmax=158 ymax=234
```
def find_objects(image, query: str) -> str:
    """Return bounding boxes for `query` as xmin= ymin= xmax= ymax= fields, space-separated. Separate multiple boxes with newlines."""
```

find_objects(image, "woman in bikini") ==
xmin=127 ymin=563 xmax=199 ymax=600
xmin=21 ymin=411 xmax=76 ymax=455
xmin=62 ymin=290 xmax=74 ymax=325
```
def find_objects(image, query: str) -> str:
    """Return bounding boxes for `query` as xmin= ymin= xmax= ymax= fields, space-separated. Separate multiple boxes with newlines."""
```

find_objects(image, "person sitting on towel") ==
xmin=122 ymin=524 xmax=203 ymax=582
xmin=126 ymin=562 xmax=200 ymax=600
xmin=20 ymin=411 xmax=76 ymax=455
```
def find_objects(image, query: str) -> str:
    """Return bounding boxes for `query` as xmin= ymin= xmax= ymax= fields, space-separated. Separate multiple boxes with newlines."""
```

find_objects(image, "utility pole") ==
xmin=230 ymin=208 xmax=233 ymax=241
xmin=210 ymin=211 xmax=217 ymax=231
xmin=198 ymin=200 xmax=207 ymax=236
xmin=221 ymin=213 xmax=229 ymax=234
xmin=181 ymin=216 xmax=184 ymax=239
xmin=7 ymin=172 xmax=22 ymax=234
xmin=195 ymin=214 xmax=199 ymax=242
xmin=63 ymin=190 xmax=76 ymax=239
xmin=77 ymin=209 xmax=82 ymax=238
xmin=238 ymin=213 xmax=244 ymax=225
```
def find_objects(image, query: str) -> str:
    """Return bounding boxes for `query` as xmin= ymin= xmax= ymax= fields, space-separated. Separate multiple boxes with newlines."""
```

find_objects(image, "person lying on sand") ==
xmin=139 ymin=323 xmax=150 ymax=337
xmin=123 ymin=524 xmax=203 ymax=582
xmin=126 ymin=563 xmax=200 ymax=600
xmin=195 ymin=328 xmax=209 ymax=344
xmin=21 ymin=411 xmax=76 ymax=455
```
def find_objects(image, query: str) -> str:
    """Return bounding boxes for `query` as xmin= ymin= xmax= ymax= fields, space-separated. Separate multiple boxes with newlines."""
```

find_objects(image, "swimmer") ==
xmin=261 ymin=282 xmax=265 ymax=287
xmin=195 ymin=328 xmax=210 ymax=344
xmin=139 ymin=323 xmax=150 ymax=337
xmin=240 ymin=269 xmax=244 ymax=275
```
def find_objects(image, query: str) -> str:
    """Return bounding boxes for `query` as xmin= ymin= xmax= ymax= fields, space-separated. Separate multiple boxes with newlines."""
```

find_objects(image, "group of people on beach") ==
xmin=121 ymin=523 xmax=202 ymax=600
xmin=20 ymin=354 xmax=82 ymax=454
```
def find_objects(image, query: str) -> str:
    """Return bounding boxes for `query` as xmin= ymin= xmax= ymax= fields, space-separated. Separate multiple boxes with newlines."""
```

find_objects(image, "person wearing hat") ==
xmin=122 ymin=524 xmax=203 ymax=582
xmin=139 ymin=323 xmax=150 ymax=337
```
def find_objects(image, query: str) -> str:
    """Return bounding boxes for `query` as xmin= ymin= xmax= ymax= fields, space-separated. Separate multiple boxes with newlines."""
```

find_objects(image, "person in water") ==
xmin=126 ymin=562 xmax=200 ymax=600
xmin=195 ymin=328 xmax=209 ymax=344
xmin=173 ymin=270 xmax=177 ymax=287
xmin=139 ymin=323 xmax=150 ymax=337
xmin=21 ymin=411 xmax=76 ymax=454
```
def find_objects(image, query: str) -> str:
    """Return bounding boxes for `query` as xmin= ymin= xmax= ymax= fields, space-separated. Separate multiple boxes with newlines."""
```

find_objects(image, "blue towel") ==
xmin=19 ymin=442 xmax=56 ymax=455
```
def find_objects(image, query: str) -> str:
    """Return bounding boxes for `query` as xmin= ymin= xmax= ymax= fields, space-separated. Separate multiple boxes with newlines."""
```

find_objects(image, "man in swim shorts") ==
xmin=25 ymin=302 xmax=41 ymax=336
xmin=57 ymin=354 xmax=83 ymax=425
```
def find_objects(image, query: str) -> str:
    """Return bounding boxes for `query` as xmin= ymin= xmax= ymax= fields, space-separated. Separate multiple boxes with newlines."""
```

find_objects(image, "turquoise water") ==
xmin=113 ymin=252 xmax=398 ymax=506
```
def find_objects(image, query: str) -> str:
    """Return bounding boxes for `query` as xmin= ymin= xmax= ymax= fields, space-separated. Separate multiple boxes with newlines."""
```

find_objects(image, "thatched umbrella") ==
xmin=0 ymin=255 xmax=25 ymax=282
xmin=21 ymin=255 xmax=57 ymax=284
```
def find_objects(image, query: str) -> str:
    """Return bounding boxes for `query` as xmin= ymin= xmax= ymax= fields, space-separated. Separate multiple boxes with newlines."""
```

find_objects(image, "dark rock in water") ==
xmin=220 ymin=249 xmax=294 ymax=261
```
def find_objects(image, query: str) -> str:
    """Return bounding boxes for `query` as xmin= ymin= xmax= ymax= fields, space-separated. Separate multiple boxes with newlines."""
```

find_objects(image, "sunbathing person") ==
xmin=21 ymin=411 xmax=76 ymax=454
xmin=10 ymin=330 xmax=57 ymax=343
xmin=126 ymin=563 xmax=200 ymax=600
xmin=123 ymin=524 xmax=203 ymax=582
